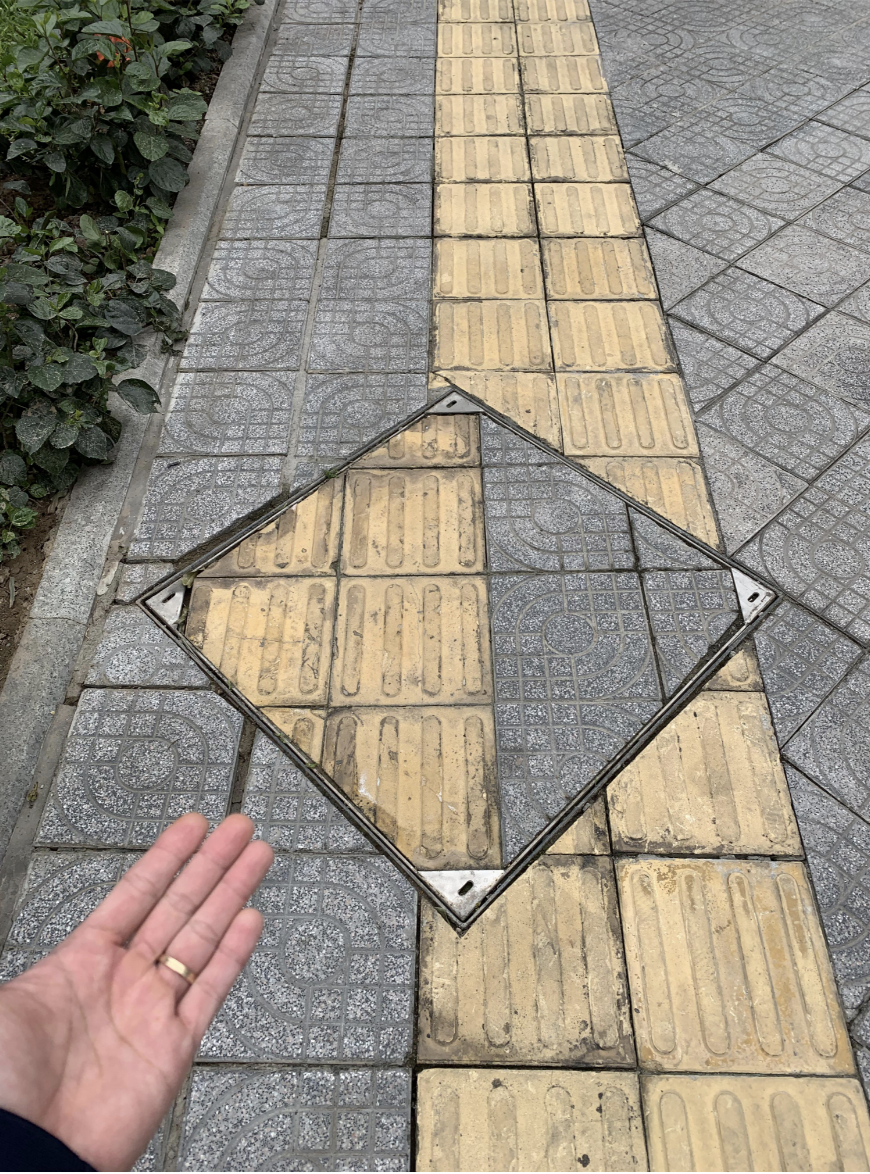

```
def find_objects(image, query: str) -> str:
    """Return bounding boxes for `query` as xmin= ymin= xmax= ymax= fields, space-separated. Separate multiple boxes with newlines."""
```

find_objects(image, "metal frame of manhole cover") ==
xmin=137 ymin=383 xmax=780 ymax=932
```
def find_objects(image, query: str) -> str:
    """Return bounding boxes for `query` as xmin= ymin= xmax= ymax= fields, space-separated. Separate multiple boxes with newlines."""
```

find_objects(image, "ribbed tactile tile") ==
xmin=557 ymin=373 xmax=697 ymax=458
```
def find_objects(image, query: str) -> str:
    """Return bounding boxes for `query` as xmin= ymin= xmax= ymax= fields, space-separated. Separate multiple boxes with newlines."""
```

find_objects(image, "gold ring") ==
xmin=157 ymin=953 xmax=197 ymax=985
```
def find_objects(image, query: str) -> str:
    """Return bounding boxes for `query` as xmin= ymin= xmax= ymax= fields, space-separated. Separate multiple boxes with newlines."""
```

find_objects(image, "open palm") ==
xmin=0 ymin=813 xmax=273 ymax=1171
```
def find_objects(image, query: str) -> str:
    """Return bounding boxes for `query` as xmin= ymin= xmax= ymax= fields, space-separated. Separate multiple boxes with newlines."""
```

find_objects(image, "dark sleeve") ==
xmin=0 ymin=1108 xmax=94 ymax=1172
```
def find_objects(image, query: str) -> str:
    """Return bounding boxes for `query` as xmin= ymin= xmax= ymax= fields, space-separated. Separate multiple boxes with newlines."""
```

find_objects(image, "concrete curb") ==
xmin=0 ymin=0 xmax=278 ymax=864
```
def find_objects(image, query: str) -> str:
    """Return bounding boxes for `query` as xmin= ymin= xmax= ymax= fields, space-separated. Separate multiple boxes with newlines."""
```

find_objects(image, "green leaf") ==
xmin=0 ymin=282 xmax=33 ymax=305
xmin=150 ymin=268 xmax=177 ymax=292
xmin=15 ymin=46 xmax=46 ymax=69
xmin=78 ymin=213 xmax=102 ymax=243
xmin=82 ymin=18 xmax=128 ymax=35
xmin=113 ymin=189 xmax=135 ymax=212
xmin=116 ymin=377 xmax=159 ymax=412
xmin=28 ymin=364 xmax=66 ymax=392
xmin=75 ymin=426 xmax=112 ymax=458
xmin=164 ymin=90 xmax=207 ymax=121
xmin=7 ymin=505 xmax=38 ymax=528
xmin=0 ymin=215 xmax=20 ymax=240
xmin=148 ymin=155 xmax=188 ymax=193
xmin=0 ymin=452 xmax=27 ymax=486
xmin=90 ymin=134 xmax=115 ymax=164
xmin=61 ymin=352 xmax=98 ymax=383
xmin=78 ymin=77 xmax=124 ymax=106
xmin=123 ymin=61 xmax=160 ymax=92
xmin=6 ymin=138 xmax=37 ymax=161
xmin=16 ymin=409 xmax=56 ymax=454
xmin=54 ymin=119 xmax=92 ymax=145
xmin=28 ymin=298 xmax=57 ymax=320
xmin=145 ymin=195 xmax=172 ymax=219
xmin=44 ymin=149 xmax=67 ymax=173
xmin=50 ymin=420 xmax=79 ymax=448
xmin=134 ymin=129 xmax=168 ymax=161
xmin=105 ymin=298 xmax=146 ymax=335
xmin=157 ymin=39 xmax=193 ymax=56
xmin=32 ymin=442 xmax=69 ymax=476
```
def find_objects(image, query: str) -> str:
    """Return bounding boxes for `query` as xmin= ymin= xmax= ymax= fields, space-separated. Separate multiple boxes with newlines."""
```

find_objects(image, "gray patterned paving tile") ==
xmin=115 ymin=561 xmax=172 ymax=603
xmin=800 ymin=186 xmax=870 ymax=253
xmin=738 ymin=439 xmax=870 ymax=642
xmin=696 ymin=422 xmax=808 ymax=551
xmin=672 ymin=266 xmax=823 ymax=359
xmin=852 ymin=172 xmax=870 ymax=194
xmin=201 ymin=240 xmax=318 ymax=302
xmin=328 ymin=183 xmax=432 ymax=237
xmin=160 ymin=371 xmax=295 ymax=457
xmin=86 ymin=609 xmax=207 ymax=687
xmin=738 ymin=62 xmax=852 ymax=118
xmin=200 ymin=854 xmax=417 ymax=1062
xmin=754 ymin=598 xmax=861 ymax=741
xmin=791 ymin=45 xmax=870 ymax=91
xmin=698 ymin=366 xmax=870 ymax=480
xmin=699 ymin=98 xmax=803 ymax=149
xmin=625 ymin=153 xmax=699 ymax=221
xmin=284 ymin=0 xmax=358 ymax=19
xmin=817 ymin=86 xmax=870 ymax=137
xmin=349 ymin=56 xmax=436 ymax=95
xmin=644 ymin=227 xmax=726 ymax=309
xmin=250 ymin=92 xmax=343 ymax=137
xmin=642 ymin=568 xmax=740 ymax=695
xmin=770 ymin=120 xmax=870 ymax=183
xmin=650 ymin=187 xmax=784 ymax=261
xmin=356 ymin=22 xmax=437 ymax=56
xmin=715 ymin=20 xmax=818 ymax=62
xmin=0 ymin=851 xmax=136 ymax=980
xmin=612 ymin=65 xmax=727 ymax=124
xmin=658 ymin=43 xmax=764 ymax=90
xmin=37 ymin=690 xmax=241 ymax=849
xmin=319 ymin=239 xmax=431 ymax=301
xmin=181 ymin=300 xmax=308 ymax=371
xmin=243 ymin=732 xmax=372 ymax=853
xmin=220 ymin=184 xmax=327 ymax=240
xmin=362 ymin=0 xmax=435 ymax=21
xmin=335 ymin=137 xmax=433 ymax=184
xmin=129 ymin=456 xmax=283 ymax=559
xmin=236 ymin=137 xmax=335 ymax=186
xmin=710 ymin=152 xmax=842 ymax=219
xmin=610 ymin=101 xmax=671 ymax=150
xmin=274 ymin=22 xmax=355 ymax=54
xmin=633 ymin=119 xmax=756 ymax=184
xmin=481 ymin=415 xmax=558 ymax=466
xmin=841 ymin=283 xmax=870 ymax=325
xmin=345 ymin=95 xmax=434 ymax=137
xmin=668 ymin=318 xmax=758 ymax=409
xmin=629 ymin=508 xmax=719 ymax=571
xmin=739 ymin=224 xmax=870 ymax=307
xmin=179 ymin=1067 xmax=411 ymax=1172
xmin=262 ymin=53 xmax=349 ymax=94
xmin=776 ymin=312 xmax=870 ymax=406
xmin=308 ymin=300 xmax=429 ymax=372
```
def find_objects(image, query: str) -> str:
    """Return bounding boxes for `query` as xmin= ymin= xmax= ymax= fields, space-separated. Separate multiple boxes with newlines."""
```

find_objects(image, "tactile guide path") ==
xmin=416 ymin=0 xmax=870 ymax=1167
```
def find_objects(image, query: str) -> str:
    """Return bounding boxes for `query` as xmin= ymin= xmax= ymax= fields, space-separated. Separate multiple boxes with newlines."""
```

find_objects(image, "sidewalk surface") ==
xmin=3 ymin=0 xmax=870 ymax=1167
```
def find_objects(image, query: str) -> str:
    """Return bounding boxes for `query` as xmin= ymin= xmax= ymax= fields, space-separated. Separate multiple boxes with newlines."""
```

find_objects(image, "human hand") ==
xmin=0 ymin=813 xmax=273 ymax=1171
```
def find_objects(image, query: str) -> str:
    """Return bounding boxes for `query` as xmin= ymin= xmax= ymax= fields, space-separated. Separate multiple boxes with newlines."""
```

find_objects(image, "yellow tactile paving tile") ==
xmin=439 ymin=370 xmax=562 ymax=446
xmin=341 ymin=468 xmax=485 ymax=575
xmin=357 ymin=414 xmax=480 ymax=468
xmin=544 ymin=238 xmax=657 ymax=300
xmin=557 ymin=373 xmax=697 ymax=457
xmin=530 ymin=134 xmax=628 ymax=181
xmin=521 ymin=54 xmax=607 ymax=92
xmin=417 ymin=1069 xmax=648 ymax=1172
xmin=439 ymin=0 xmax=512 ymax=19
xmin=187 ymin=576 xmax=336 ymax=708
xmin=200 ymin=480 xmax=342 ymax=578
xmin=535 ymin=182 xmax=641 ymax=236
xmin=435 ymin=182 xmax=536 ymax=235
xmin=642 ymin=1074 xmax=870 ymax=1172
xmin=436 ymin=136 xmax=530 ymax=182
xmin=617 ymin=857 xmax=854 ymax=1076
xmin=515 ymin=0 xmax=592 ymax=20
xmin=607 ymin=692 xmax=801 ymax=856
xmin=525 ymin=93 xmax=617 ymax=134
xmin=706 ymin=644 xmax=764 ymax=691
xmin=436 ymin=58 xmax=520 ymax=93
xmin=549 ymin=301 xmax=674 ymax=371
xmin=579 ymin=457 xmax=720 ymax=545
xmin=435 ymin=94 xmax=524 ymax=134
xmin=321 ymin=706 xmax=501 ymax=869
xmin=548 ymin=794 xmax=609 ymax=853
xmin=418 ymin=856 xmax=635 ymax=1065
xmin=261 ymin=707 xmax=325 ymax=759
xmin=516 ymin=20 xmax=599 ymax=55
xmin=434 ymin=238 xmax=544 ymax=298
xmin=331 ymin=576 xmax=492 ymax=706
xmin=434 ymin=300 xmax=551 ymax=370
xmin=437 ymin=22 xmax=517 ymax=55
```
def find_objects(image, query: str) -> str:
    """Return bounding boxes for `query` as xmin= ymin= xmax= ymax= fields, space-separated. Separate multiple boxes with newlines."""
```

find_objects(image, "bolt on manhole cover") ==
xmin=139 ymin=386 xmax=778 ymax=930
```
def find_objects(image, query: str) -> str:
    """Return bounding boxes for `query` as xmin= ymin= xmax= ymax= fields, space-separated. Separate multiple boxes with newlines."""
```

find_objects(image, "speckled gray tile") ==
xmin=236 ymin=137 xmax=335 ymax=186
xmin=610 ymin=101 xmax=671 ymax=150
xmin=201 ymin=240 xmax=318 ymax=302
xmin=86 ymin=609 xmax=207 ymax=687
xmin=776 ymin=312 xmax=870 ymax=406
xmin=356 ymin=22 xmax=437 ymax=56
xmin=800 ymin=186 xmax=870 ymax=253
xmin=716 ymin=20 xmax=819 ymax=62
xmin=345 ymin=95 xmax=434 ymax=137
xmin=328 ymin=183 xmax=432 ymax=237
xmin=650 ymin=188 xmax=784 ymax=261
xmin=738 ymin=62 xmax=851 ymax=119
xmin=629 ymin=507 xmax=719 ymax=572
xmin=739 ymin=224 xmax=870 ymax=307
xmin=181 ymin=300 xmax=307 ymax=371
xmin=284 ymin=0 xmax=357 ymax=19
xmin=262 ymin=53 xmax=349 ymax=94
xmin=672 ymin=267 xmax=823 ymax=359
xmin=0 ymin=850 xmax=136 ymax=980
xmin=642 ymin=568 xmax=740 ymax=694
xmin=817 ymin=86 xmax=870 ymax=138
xmin=852 ymin=172 xmax=870 ymax=194
xmin=625 ymin=153 xmax=699 ymax=223
xmin=612 ymin=65 xmax=727 ymax=125
xmin=160 ymin=371 xmax=295 ymax=457
xmin=115 ymin=562 xmax=172 ymax=603
xmin=250 ymin=92 xmax=343 ymax=137
xmin=644 ymin=227 xmax=726 ymax=309
xmin=710 ymin=153 xmax=841 ymax=219
xmin=243 ymin=732 xmax=372 ymax=853
xmin=698 ymin=365 xmax=870 ymax=480
xmin=129 ymin=456 xmax=282 ymax=559
xmin=220 ymin=185 xmax=328 ymax=240
xmin=696 ymin=421 xmax=807 ymax=551
xmin=699 ymin=98 xmax=803 ymax=150
xmin=37 ymin=690 xmax=241 ymax=848
xmin=319 ymin=239 xmax=431 ymax=301
xmin=274 ymin=22 xmax=355 ymax=54
xmin=667 ymin=318 xmax=758 ymax=409
xmin=754 ymin=598 xmax=861 ymax=741
xmin=654 ymin=42 xmax=763 ymax=90
xmin=335 ymin=137 xmax=433 ymax=184
xmin=481 ymin=415 xmax=558 ymax=466
xmin=309 ymin=300 xmax=429 ymax=372
xmin=633 ymin=119 xmax=756 ymax=184
xmin=738 ymin=438 xmax=870 ymax=642
xmin=770 ymin=120 xmax=870 ymax=183
xmin=200 ymin=853 xmax=416 ymax=1062
xmin=841 ymin=283 xmax=870 ymax=325
xmin=791 ymin=44 xmax=870 ymax=91
xmin=179 ymin=1067 xmax=411 ymax=1172
xmin=349 ymin=56 xmax=436 ymax=95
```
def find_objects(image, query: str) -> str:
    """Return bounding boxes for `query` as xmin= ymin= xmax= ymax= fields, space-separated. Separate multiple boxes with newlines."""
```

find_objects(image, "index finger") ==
xmin=83 ymin=813 xmax=209 ymax=943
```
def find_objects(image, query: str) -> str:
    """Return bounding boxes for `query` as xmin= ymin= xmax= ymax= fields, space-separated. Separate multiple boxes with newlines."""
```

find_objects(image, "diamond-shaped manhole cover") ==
xmin=139 ymin=387 xmax=778 ymax=930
